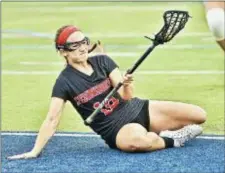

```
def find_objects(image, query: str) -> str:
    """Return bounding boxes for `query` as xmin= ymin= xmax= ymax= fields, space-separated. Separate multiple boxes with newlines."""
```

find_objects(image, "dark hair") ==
xmin=54 ymin=25 xmax=72 ymax=49
xmin=54 ymin=25 xmax=71 ymax=63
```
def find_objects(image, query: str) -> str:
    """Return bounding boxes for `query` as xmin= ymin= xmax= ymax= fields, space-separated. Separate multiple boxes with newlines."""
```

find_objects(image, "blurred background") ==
xmin=2 ymin=2 xmax=224 ymax=134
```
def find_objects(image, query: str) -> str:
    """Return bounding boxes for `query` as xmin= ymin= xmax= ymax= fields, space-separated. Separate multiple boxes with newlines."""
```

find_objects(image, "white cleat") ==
xmin=159 ymin=124 xmax=203 ymax=147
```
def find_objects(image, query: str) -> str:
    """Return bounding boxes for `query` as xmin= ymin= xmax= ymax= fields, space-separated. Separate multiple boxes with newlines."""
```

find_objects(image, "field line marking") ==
xmin=1 ymin=132 xmax=224 ymax=140
xmin=1 ymin=132 xmax=99 ymax=137
xmin=2 ymin=45 xmax=218 ymax=50
xmin=5 ymin=5 xmax=189 ymax=12
xmin=2 ymin=29 xmax=213 ymax=38
xmin=2 ymin=70 xmax=224 ymax=75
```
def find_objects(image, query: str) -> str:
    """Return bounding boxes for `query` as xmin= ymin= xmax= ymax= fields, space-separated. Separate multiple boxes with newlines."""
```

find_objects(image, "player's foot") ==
xmin=159 ymin=124 xmax=203 ymax=147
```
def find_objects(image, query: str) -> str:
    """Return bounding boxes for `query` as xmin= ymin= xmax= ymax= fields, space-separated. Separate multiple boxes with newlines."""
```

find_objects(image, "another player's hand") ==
xmin=122 ymin=74 xmax=134 ymax=87
xmin=7 ymin=150 xmax=39 ymax=160
xmin=88 ymin=40 xmax=105 ymax=54
xmin=96 ymin=40 xmax=104 ymax=53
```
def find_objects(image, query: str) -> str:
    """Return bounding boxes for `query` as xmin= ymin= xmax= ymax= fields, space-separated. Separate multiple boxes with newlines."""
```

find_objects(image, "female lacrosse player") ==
xmin=8 ymin=25 xmax=206 ymax=159
xmin=204 ymin=1 xmax=225 ymax=51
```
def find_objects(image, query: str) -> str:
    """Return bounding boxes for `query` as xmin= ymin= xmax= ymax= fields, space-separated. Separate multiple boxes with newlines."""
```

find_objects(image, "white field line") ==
xmin=1 ymin=132 xmax=224 ymax=140
xmin=198 ymin=136 xmax=225 ymax=140
xmin=2 ymin=30 xmax=213 ymax=38
xmin=2 ymin=45 xmax=218 ymax=51
xmin=63 ymin=6 xmax=189 ymax=11
xmin=86 ymin=32 xmax=213 ymax=38
xmin=2 ymin=71 xmax=60 ymax=75
xmin=2 ymin=43 xmax=217 ymax=50
xmin=1 ymin=132 xmax=99 ymax=137
xmin=2 ymin=70 xmax=224 ymax=75
xmin=20 ymin=62 xmax=65 ymax=65
xmin=8 ymin=5 xmax=189 ymax=11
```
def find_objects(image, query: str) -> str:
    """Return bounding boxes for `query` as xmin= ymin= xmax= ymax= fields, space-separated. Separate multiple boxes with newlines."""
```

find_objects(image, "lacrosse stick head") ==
xmin=152 ymin=10 xmax=190 ymax=45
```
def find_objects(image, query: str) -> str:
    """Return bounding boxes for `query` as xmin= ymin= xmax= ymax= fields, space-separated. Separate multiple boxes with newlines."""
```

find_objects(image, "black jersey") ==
xmin=52 ymin=55 xmax=146 ymax=140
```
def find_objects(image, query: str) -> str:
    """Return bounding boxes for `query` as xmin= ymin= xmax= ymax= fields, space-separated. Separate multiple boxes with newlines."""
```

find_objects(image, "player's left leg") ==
xmin=148 ymin=100 xmax=206 ymax=134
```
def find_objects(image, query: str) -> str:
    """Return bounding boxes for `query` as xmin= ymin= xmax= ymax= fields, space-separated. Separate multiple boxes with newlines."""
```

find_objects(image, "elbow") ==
xmin=50 ymin=120 xmax=59 ymax=130
xmin=46 ymin=115 xmax=60 ymax=130
xmin=121 ymin=85 xmax=133 ymax=101
xmin=119 ymin=89 xmax=133 ymax=100
xmin=122 ymin=95 xmax=133 ymax=101
xmin=119 ymin=91 xmax=132 ymax=100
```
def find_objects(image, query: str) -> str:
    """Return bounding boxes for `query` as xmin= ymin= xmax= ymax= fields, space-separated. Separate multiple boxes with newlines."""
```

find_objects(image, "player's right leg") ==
xmin=115 ymin=123 xmax=167 ymax=152
xmin=204 ymin=1 xmax=225 ymax=51
xmin=115 ymin=123 xmax=202 ymax=152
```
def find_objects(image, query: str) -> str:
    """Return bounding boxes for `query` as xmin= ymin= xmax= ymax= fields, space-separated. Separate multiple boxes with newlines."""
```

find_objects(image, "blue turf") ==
xmin=2 ymin=133 xmax=224 ymax=173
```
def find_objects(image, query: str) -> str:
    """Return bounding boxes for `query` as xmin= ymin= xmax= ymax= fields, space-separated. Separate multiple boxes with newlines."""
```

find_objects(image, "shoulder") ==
xmin=57 ymin=65 xmax=73 ymax=79
xmin=53 ymin=74 xmax=66 ymax=89
xmin=54 ymin=67 xmax=70 ymax=85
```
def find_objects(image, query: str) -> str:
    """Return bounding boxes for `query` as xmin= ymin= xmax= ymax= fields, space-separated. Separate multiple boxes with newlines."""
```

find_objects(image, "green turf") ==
xmin=2 ymin=2 xmax=224 ymax=134
xmin=2 ymin=74 xmax=224 ymax=134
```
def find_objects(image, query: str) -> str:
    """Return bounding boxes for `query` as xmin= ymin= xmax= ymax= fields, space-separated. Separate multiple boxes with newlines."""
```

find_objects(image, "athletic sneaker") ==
xmin=159 ymin=124 xmax=203 ymax=147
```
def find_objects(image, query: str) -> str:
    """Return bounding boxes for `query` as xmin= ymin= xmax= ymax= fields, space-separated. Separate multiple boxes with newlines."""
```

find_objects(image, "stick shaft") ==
xmin=127 ymin=44 xmax=157 ymax=74
xmin=84 ymin=44 xmax=157 ymax=125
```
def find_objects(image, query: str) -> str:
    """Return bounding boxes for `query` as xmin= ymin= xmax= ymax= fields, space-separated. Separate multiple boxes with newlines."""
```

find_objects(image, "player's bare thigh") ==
xmin=148 ymin=100 xmax=207 ymax=134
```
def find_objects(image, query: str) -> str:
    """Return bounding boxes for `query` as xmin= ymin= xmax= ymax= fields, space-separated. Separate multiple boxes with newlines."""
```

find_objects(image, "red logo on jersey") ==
xmin=93 ymin=97 xmax=119 ymax=116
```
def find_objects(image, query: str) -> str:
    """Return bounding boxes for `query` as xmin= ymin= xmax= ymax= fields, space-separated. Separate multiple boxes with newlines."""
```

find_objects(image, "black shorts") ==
xmin=104 ymin=100 xmax=150 ymax=149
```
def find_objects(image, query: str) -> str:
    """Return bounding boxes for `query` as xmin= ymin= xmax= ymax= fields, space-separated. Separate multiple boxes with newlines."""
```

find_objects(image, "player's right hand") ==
xmin=7 ymin=151 xmax=39 ymax=160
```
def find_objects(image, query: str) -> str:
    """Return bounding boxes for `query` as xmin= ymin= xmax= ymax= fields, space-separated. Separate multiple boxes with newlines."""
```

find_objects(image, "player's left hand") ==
xmin=123 ymin=74 xmax=134 ymax=87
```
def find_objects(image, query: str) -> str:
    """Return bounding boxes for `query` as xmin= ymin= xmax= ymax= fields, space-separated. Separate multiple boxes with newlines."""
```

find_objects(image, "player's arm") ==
xmin=109 ymin=67 xmax=134 ymax=100
xmin=7 ymin=97 xmax=65 ymax=160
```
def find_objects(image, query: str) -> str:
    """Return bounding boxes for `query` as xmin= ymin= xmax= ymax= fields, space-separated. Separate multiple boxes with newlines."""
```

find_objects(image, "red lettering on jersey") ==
xmin=74 ymin=78 xmax=111 ymax=105
xmin=93 ymin=97 xmax=119 ymax=116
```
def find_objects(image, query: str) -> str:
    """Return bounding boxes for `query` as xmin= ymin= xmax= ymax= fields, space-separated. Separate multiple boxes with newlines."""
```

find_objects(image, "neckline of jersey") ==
xmin=67 ymin=58 xmax=95 ymax=78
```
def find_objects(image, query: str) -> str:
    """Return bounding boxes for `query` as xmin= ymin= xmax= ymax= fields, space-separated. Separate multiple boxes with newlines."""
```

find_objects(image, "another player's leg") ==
xmin=204 ymin=1 xmax=225 ymax=51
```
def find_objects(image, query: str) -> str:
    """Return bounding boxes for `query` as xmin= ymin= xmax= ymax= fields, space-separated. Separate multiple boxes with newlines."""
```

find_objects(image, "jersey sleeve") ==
xmin=101 ymin=55 xmax=119 ymax=75
xmin=51 ymin=77 xmax=69 ymax=101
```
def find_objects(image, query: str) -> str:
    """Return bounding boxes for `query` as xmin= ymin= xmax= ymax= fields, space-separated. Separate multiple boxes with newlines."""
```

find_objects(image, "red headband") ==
xmin=56 ymin=26 xmax=80 ymax=45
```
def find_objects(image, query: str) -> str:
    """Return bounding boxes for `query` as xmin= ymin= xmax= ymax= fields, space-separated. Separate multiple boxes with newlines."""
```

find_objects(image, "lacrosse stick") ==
xmin=85 ymin=10 xmax=191 ymax=125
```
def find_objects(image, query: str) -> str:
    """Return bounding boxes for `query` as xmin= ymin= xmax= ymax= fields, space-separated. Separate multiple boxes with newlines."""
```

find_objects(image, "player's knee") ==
xmin=206 ymin=8 xmax=225 ymax=41
xmin=127 ymin=135 xmax=144 ymax=151
xmin=146 ymin=132 xmax=160 ymax=144
xmin=128 ymin=132 xmax=158 ymax=152
xmin=195 ymin=106 xmax=207 ymax=124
